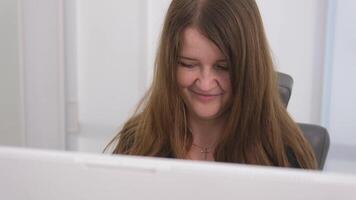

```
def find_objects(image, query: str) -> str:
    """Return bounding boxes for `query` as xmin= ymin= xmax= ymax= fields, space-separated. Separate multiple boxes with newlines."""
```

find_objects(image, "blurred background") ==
xmin=0 ymin=0 xmax=355 ymax=174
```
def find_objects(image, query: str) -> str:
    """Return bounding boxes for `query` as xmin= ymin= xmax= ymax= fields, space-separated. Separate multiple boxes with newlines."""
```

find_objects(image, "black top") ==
xmin=285 ymin=148 xmax=301 ymax=168
xmin=165 ymin=148 xmax=301 ymax=168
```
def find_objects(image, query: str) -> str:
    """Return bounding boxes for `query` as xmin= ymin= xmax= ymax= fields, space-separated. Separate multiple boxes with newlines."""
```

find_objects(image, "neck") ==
xmin=188 ymin=114 xmax=226 ymax=149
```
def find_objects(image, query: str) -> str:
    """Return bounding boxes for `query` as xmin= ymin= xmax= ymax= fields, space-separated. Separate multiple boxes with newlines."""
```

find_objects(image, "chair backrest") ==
xmin=277 ymin=72 xmax=330 ymax=170
xmin=277 ymin=72 xmax=293 ymax=107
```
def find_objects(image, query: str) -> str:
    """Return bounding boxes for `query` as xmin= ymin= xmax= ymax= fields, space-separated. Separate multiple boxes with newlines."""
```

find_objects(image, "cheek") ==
xmin=177 ymin=69 xmax=195 ymax=88
xmin=218 ymin=74 xmax=231 ymax=91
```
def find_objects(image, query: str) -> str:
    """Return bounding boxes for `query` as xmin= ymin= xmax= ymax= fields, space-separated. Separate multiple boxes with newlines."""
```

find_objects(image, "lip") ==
xmin=190 ymin=90 xmax=222 ymax=102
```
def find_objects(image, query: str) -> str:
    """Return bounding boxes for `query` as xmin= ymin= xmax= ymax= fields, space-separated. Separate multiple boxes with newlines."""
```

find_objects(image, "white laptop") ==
xmin=0 ymin=146 xmax=355 ymax=200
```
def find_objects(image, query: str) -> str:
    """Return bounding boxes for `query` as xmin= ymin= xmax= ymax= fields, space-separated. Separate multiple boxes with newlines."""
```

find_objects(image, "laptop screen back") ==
xmin=0 ymin=147 xmax=355 ymax=200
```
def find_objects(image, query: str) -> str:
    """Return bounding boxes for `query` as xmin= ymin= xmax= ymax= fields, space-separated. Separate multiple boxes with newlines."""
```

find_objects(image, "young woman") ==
xmin=105 ymin=0 xmax=317 ymax=169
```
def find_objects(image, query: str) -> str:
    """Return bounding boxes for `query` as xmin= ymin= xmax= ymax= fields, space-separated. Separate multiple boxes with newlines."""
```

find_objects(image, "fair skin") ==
xmin=177 ymin=27 xmax=232 ymax=161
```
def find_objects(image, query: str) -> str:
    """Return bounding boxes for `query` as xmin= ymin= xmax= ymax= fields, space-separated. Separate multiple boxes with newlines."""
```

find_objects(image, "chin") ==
xmin=192 ymin=109 xmax=222 ymax=120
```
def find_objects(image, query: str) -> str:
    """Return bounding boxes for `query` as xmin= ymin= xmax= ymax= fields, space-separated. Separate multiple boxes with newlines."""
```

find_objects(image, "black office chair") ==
xmin=277 ymin=72 xmax=330 ymax=170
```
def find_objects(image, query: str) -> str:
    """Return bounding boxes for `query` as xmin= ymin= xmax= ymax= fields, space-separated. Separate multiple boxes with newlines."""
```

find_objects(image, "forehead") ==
xmin=180 ymin=27 xmax=225 ymax=62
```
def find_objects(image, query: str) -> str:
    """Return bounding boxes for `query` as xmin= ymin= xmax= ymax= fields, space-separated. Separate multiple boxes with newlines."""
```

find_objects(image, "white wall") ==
xmin=1 ymin=0 xmax=67 ymax=150
xmin=20 ymin=0 xmax=66 ymax=150
xmin=256 ymin=0 xmax=327 ymax=124
xmin=0 ymin=0 xmax=23 ymax=146
xmin=327 ymin=0 xmax=356 ymax=147
xmin=146 ymin=0 xmax=171 ymax=85
xmin=73 ymin=0 xmax=148 ymax=152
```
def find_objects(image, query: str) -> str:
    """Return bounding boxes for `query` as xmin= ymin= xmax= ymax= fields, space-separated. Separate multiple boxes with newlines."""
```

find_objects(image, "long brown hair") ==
xmin=105 ymin=0 xmax=317 ymax=169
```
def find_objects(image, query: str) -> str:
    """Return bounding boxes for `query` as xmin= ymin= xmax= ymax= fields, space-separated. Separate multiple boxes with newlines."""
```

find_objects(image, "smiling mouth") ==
xmin=189 ymin=89 xmax=222 ymax=102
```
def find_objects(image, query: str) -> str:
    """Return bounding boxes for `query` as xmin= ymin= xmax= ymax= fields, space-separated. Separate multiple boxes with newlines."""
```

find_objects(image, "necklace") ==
xmin=191 ymin=143 xmax=212 ymax=160
xmin=188 ymin=128 xmax=215 ymax=160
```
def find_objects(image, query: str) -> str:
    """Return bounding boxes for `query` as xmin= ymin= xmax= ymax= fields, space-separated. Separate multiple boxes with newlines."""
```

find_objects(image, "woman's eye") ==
xmin=215 ymin=65 xmax=229 ymax=71
xmin=178 ymin=61 xmax=195 ymax=68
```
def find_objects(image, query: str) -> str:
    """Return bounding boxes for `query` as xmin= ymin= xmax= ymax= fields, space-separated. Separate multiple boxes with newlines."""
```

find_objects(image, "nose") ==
xmin=196 ymin=67 xmax=218 ymax=91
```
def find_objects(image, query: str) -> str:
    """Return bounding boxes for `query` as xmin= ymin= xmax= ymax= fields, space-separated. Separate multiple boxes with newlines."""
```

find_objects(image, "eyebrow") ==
xmin=178 ymin=56 xmax=227 ymax=62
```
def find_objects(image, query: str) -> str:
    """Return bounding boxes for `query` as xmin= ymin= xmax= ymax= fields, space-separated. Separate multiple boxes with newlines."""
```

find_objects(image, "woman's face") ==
xmin=177 ymin=27 xmax=232 ymax=121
